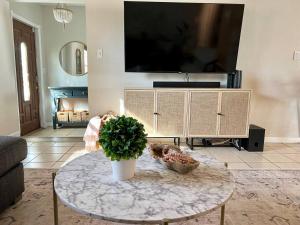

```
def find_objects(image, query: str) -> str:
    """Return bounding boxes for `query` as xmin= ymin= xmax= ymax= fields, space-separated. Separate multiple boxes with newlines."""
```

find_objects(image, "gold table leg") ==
xmin=161 ymin=219 xmax=169 ymax=225
xmin=52 ymin=172 xmax=58 ymax=225
xmin=220 ymin=204 xmax=225 ymax=225
xmin=220 ymin=162 xmax=228 ymax=225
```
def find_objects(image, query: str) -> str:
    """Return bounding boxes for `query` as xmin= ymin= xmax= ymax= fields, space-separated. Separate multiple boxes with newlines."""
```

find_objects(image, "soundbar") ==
xmin=153 ymin=81 xmax=220 ymax=88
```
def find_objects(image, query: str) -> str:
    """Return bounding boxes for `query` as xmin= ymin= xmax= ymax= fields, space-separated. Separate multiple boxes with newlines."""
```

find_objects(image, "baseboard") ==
xmin=44 ymin=122 xmax=52 ymax=127
xmin=9 ymin=131 xmax=21 ymax=137
xmin=265 ymin=137 xmax=300 ymax=143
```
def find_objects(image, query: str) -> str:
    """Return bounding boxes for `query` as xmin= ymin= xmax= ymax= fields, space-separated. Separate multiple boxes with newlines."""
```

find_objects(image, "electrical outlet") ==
xmin=293 ymin=50 xmax=300 ymax=61
xmin=97 ymin=48 xmax=103 ymax=59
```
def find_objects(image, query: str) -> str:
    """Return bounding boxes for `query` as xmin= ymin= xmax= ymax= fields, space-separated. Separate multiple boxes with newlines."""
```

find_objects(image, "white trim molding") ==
xmin=9 ymin=131 xmax=21 ymax=137
xmin=265 ymin=137 xmax=300 ymax=143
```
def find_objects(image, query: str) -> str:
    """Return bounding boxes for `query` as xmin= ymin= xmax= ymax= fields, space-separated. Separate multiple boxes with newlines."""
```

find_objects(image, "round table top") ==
xmin=54 ymin=150 xmax=234 ymax=224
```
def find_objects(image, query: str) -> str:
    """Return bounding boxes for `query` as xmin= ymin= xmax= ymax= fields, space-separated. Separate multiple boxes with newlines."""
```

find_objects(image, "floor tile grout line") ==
xmin=236 ymin=153 xmax=273 ymax=164
xmin=23 ymin=154 xmax=40 ymax=164
xmin=284 ymin=154 xmax=300 ymax=162
xmin=244 ymin=161 xmax=281 ymax=169
xmin=260 ymin=153 xmax=298 ymax=163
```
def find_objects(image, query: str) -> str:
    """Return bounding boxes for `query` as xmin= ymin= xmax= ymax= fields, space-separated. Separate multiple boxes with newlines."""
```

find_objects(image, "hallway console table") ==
xmin=49 ymin=87 xmax=88 ymax=129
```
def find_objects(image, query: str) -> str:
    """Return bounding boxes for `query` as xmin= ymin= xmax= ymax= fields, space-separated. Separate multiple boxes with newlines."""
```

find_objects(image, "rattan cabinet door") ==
xmin=219 ymin=91 xmax=250 ymax=137
xmin=156 ymin=91 xmax=186 ymax=137
xmin=188 ymin=91 xmax=219 ymax=136
xmin=125 ymin=90 xmax=155 ymax=136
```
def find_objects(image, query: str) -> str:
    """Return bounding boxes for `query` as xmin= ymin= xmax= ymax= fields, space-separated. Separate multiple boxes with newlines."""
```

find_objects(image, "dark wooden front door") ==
xmin=13 ymin=19 xmax=40 ymax=135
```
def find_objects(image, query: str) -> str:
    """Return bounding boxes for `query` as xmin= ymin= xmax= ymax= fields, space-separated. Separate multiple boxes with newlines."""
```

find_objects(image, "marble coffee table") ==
xmin=53 ymin=150 xmax=234 ymax=225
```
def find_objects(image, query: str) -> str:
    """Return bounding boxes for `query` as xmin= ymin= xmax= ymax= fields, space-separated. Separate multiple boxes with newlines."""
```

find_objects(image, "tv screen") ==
xmin=124 ymin=2 xmax=244 ymax=73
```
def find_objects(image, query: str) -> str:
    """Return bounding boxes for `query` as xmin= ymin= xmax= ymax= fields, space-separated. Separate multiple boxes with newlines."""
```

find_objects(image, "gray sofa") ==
xmin=0 ymin=136 xmax=27 ymax=213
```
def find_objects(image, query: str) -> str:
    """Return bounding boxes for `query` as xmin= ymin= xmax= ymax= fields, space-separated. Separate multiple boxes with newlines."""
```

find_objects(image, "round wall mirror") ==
xmin=59 ymin=41 xmax=88 ymax=76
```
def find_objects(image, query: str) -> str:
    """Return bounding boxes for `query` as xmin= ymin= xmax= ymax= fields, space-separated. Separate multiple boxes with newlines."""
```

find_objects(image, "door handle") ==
xmin=217 ymin=113 xmax=224 ymax=116
xmin=154 ymin=112 xmax=160 ymax=115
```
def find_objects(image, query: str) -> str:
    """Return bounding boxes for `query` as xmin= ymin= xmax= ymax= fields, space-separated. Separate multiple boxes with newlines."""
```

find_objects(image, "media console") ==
xmin=124 ymin=88 xmax=251 ymax=149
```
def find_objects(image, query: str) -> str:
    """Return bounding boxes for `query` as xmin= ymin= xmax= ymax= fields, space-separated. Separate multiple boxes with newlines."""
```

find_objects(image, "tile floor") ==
xmin=22 ymin=139 xmax=300 ymax=170
xmin=24 ymin=127 xmax=86 ymax=138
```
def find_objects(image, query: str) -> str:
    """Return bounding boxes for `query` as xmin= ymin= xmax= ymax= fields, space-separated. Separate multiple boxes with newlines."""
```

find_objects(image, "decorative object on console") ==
xmin=148 ymin=144 xmax=199 ymax=174
xmin=241 ymin=124 xmax=265 ymax=152
xmin=227 ymin=70 xmax=242 ymax=88
xmin=99 ymin=115 xmax=147 ymax=180
xmin=53 ymin=3 xmax=73 ymax=29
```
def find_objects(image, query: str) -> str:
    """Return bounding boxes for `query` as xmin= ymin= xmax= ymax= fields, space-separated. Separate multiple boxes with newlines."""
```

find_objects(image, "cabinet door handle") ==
xmin=217 ymin=113 xmax=224 ymax=116
xmin=154 ymin=112 xmax=160 ymax=115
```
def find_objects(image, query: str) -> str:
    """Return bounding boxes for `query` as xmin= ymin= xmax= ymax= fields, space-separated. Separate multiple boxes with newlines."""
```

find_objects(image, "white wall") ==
xmin=9 ymin=1 xmax=43 ymax=25
xmin=0 ymin=0 xmax=20 ymax=135
xmin=42 ymin=5 xmax=87 ymax=123
xmin=43 ymin=6 xmax=87 ymax=87
xmin=86 ymin=0 xmax=300 ymax=139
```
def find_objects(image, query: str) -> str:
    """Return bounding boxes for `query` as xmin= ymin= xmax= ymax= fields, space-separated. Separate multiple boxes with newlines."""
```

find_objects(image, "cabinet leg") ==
xmin=231 ymin=139 xmax=242 ymax=151
xmin=186 ymin=138 xmax=194 ymax=150
xmin=52 ymin=116 xmax=57 ymax=129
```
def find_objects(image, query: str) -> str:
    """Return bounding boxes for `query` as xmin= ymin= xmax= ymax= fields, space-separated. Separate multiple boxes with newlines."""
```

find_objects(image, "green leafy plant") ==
xmin=99 ymin=115 xmax=147 ymax=161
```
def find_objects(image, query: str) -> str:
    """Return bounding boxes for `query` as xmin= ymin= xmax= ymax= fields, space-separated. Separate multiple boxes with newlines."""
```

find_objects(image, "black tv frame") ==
xmin=124 ymin=1 xmax=245 ymax=74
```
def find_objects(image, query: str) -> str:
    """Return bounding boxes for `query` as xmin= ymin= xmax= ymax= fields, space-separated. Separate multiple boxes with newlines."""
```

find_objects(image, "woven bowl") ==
xmin=159 ymin=157 xmax=200 ymax=174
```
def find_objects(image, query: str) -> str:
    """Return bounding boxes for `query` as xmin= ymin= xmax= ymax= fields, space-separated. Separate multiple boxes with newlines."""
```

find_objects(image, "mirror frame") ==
xmin=59 ymin=41 xmax=88 ymax=76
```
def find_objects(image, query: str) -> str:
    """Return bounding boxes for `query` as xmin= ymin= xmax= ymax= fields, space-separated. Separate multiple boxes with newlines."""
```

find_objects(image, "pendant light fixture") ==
xmin=53 ymin=3 xmax=73 ymax=29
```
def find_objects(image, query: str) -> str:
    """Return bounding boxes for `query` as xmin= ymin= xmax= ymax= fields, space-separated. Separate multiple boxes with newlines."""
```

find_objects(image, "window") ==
xmin=20 ymin=42 xmax=30 ymax=101
xmin=84 ymin=49 xmax=88 ymax=74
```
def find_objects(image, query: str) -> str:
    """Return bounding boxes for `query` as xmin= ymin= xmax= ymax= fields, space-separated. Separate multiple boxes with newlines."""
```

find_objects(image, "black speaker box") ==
xmin=242 ymin=124 xmax=265 ymax=152
xmin=153 ymin=81 xmax=220 ymax=88
xmin=227 ymin=70 xmax=242 ymax=88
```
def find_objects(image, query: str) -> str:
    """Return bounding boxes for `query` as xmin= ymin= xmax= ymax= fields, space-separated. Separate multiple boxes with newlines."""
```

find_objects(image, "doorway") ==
xmin=13 ymin=19 xmax=40 ymax=135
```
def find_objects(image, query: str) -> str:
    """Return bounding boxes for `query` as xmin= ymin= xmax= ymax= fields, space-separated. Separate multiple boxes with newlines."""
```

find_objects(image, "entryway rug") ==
xmin=0 ymin=169 xmax=299 ymax=225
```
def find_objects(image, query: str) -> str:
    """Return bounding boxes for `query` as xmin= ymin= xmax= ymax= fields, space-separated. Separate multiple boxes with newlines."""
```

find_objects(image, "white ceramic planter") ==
xmin=111 ymin=159 xmax=136 ymax=181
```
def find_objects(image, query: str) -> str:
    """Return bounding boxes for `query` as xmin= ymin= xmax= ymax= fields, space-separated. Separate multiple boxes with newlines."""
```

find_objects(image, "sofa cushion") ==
xmin=0 ymin=136 xmax=27 ymax=177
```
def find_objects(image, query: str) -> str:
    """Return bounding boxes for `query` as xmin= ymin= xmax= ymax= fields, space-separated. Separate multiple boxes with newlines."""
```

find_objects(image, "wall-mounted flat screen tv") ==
xmin=124 ymin=2 xmax=244 ymax=73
